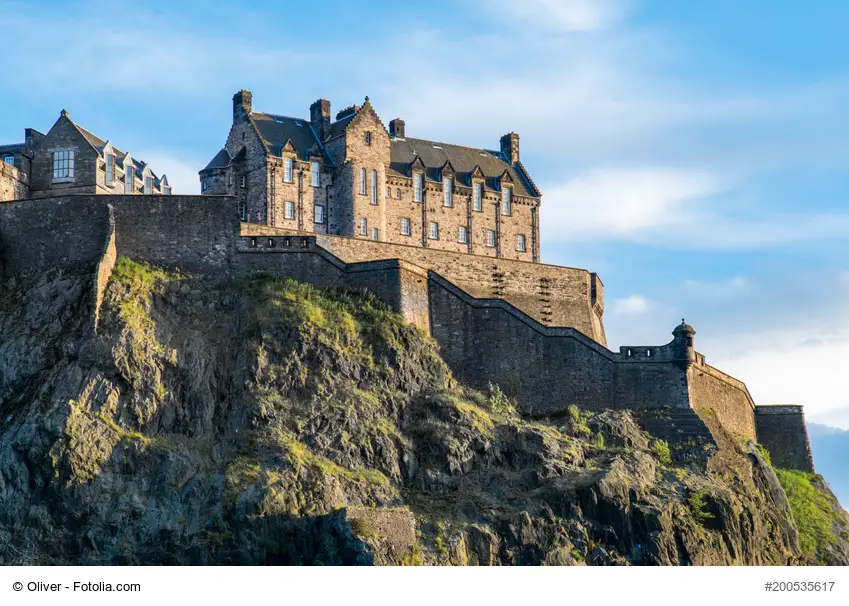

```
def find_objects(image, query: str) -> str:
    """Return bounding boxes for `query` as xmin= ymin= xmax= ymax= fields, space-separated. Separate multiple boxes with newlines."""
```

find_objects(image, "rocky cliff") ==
xmin=0 ymin=259 xmax=846 ymax=565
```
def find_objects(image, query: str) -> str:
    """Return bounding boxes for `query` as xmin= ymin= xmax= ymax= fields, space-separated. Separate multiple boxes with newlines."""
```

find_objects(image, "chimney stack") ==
xmin=500 ymin=132 xmax=519 ymax=164
xmin=233 ymin=90 xmax=253 ymax=123
xmin=310 ymin=98 xmax=331 ymax=142
xmin=389 ymin=118 xmax=406 ymax=139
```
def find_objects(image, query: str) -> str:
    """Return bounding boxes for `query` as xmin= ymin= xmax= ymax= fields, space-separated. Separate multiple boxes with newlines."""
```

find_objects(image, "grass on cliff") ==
xmin=775 ymin=469 xmax=842 ymax=560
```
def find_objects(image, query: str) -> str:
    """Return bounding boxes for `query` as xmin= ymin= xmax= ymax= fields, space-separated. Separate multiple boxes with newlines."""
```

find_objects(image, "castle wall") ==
xmin=755 ymin=406 xmax=815 ymax=472
xmin=0 ymin=160 xmax=29 ymax=201
xmin=427 ymin=272 xmax=618 ymax=411
xmin=688 ymin=361 xmax=757 ymax=442
xmin=241 ymin=224 xmax=605 ymax=344
xmin=0 ymin=197 xmax=111 ymax=274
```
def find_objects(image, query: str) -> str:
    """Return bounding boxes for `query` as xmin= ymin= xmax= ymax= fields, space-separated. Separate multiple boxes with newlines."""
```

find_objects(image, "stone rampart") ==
xmin=241 ymin=223 xmax=606 ymax=345
xmin=0 ymin=195 xmax=783 ymax=444
xmin=755 ymin=405 xmax=815 ymax=472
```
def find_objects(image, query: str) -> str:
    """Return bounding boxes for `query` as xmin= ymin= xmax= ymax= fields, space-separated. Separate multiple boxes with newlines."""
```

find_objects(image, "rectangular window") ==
xmin=125 ymin=166 xmax=134 ymax=193
xmin=458 ymin=226 xmax=468 ymax=244
xmin=502 ymin=186 xmax=512 ymax=215
xmin=473 ymin=183 xmax=482 ymax=211
xmin=360 ymin=167 xmax=367 ymax=195
xmin=228 ymin=173 xmax=233 ymax=186
xmin=395 ymin=188 xmax=401 ymax=199
xmin=52 ymin=149 xmax=75 ymax=181
xmin=360 ymin=218 xmax=367 ymax=236
xmin=163 ymin=186 xmax=171 ymax=195
xmin=311 ymin=161 xmax=320 ymax=187
xmin=284 ymin=158 xmax=294 ymax=182
xmin=400 ymin=217 xmax=411 ymax=236
xmin=240 ymin=175 xmax=246 ymax=188
xmin=201 ymin=181 xmax=207 ymax=193
xmin=314 ymin=205 xmax=325 ymax=224
xmin=284 ymin=201 xmax=295 ymax=219
xmin=443 ymin=177 xmax=453 ymax=207
xmin=2 ymin=155 xmax=13 ymax=166
xmin=429 ymin=222 xmax=439 ymax=240
xmin=144 ymin=176 xmax=152 ymax=194
xmin=365 ymin=131 xmax=371 ymax=145
xmin=487 ymin=230 xmax=496 ymax=247
xmin=105 ymin=154 xmax=114 ymax=184
xmin=413 ymin=173 xmax=423 ymax=202
xmin=371 ymin=227 xmax=379 ymax=241
xmin=239 ymin=202 xmax=247 ymax=221
xmin=370 ymin=169 xmax=378 ymax=205
xmin=516 ymin=234 xmax=526 ymax=252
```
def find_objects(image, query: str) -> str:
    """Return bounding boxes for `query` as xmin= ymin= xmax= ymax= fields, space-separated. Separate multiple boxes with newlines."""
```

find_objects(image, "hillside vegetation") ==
xmin=0 ymin=258 xmax=846 ymax=565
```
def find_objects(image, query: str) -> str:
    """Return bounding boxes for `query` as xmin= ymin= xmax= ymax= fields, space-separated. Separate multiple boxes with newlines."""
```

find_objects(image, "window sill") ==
xmin=52 ymin=177 xmax=75 ymax=184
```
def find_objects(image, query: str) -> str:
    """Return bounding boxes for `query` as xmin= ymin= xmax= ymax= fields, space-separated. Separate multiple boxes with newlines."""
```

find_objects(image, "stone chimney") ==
xmin=500 ymin=132 xmax=520 ymax=164
xmin=310 ymin=98 xmax=331 ymax=141
xmin=389 ymin=118 xmax=406 ymax=139
xmin=233 ymin=90 xmax=253 ymax=123
xmin=24 ymin=128 xmax=45 ymax=156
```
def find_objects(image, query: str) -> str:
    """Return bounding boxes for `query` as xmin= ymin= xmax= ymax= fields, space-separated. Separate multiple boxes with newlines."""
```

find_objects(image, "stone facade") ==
xmin=0 ymin=112 xmax=170 ymax=201
xmin=200 ymin=91 xmax=541 ymax=262
xmin=755 ymin=406 xmax=815 ymax=472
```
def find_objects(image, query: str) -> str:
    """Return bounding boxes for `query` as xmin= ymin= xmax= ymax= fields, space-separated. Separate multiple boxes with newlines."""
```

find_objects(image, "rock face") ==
xmin=0 ymin=259 xmax=846 ymax=565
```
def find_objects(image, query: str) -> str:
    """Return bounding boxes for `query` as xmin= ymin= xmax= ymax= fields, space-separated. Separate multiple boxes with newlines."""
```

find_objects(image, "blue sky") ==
xmin=3 ymin=0 xmax=849 ymax=429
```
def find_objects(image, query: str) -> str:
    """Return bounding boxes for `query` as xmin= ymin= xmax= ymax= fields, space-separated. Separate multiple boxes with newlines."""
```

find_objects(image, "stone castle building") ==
xmin=0 ymin=95 xmax=816 ymax=474
xmin=0 ymin=110 xmax=170 ymax=201
xmin=200 ymin=91 xmax=541 ymax=262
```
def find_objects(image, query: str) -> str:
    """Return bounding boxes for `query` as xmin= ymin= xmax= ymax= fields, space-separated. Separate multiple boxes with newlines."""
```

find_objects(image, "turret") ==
xmin=672 ymin=319 xmax=696 ymax=369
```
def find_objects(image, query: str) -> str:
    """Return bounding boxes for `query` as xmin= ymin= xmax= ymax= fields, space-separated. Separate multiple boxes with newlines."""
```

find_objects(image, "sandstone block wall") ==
xmin=688 ymin=361 xmax=757 ymax=442
xmin=755 ymin=406 xmax=815 ymax=472
xmin=0 ymin=160 xmax=29 ymax=202
xmin=241 ymin=224 xmax=606 ymax=344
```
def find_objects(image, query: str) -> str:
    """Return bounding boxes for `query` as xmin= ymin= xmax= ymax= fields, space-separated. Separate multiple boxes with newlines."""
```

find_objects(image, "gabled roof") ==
xmin=389 ymin=137 xmax=537 ymax=197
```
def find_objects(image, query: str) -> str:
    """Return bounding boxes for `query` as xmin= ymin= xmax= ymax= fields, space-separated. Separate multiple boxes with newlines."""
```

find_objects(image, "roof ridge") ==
xmin=402 ymin=136 xmax=499 ymax=155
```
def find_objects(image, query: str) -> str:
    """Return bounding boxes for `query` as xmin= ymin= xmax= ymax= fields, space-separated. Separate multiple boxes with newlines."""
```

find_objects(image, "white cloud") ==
xmin=539 ymin=167 xmax=849 ymax=249
xmin=611 ymin=295 xmax=653 ymax=317
xmin=479 ymin=0 xmax=631 ymax=32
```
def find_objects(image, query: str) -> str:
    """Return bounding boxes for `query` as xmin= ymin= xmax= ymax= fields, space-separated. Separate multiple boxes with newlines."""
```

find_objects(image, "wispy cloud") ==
xmin=477 ymin=0 xmax=632 ymax=32
xmin=611 ymin=294 xmax=654 ymax=317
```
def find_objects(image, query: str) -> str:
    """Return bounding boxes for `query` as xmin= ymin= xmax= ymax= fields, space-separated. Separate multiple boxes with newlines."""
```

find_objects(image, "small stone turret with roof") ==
xmin=672 ymin=319 xmax=696 ymax=369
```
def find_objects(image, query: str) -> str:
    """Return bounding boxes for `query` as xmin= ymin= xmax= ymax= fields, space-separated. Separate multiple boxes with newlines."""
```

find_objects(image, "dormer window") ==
xmin=144 ymin=176 xmax=152 ymax=194
xmin=105 ymin=153 xmax=114 ymax=184
xmin=125 ymin=165 xmax=134 ymax=193
xmin=284 ymin=158 xmax=293 ymax=182
xmin=443 ymin=177 xmax=453 ymax=207
xmin=163 ymin=186 xmax=171 ymax=195
xmin=52 ymin=149 xmax=75 ymax=182
xmin=473 ymin=183 xmax=482 ymax=211
xmin=364 ymin=131 xmax=371 ymax=145
xmin=502 ymin=186 xmax=512 ymax=215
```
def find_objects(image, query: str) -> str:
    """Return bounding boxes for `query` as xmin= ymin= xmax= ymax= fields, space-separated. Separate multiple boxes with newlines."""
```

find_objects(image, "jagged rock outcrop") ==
xmin=0 ymin=259 xmax=846 ymax=565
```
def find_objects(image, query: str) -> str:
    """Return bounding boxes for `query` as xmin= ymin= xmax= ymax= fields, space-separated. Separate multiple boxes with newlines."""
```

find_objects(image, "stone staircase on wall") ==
xmin=630 ymin=407 xmax=717 ymax=462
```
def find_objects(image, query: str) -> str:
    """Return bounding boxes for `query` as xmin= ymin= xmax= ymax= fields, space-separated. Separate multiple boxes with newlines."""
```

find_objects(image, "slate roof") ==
xmin=203 ymin=148 xmax=232 ymax=171
xmin=0 ymin=143 xmax=25 ymax=155
xmin=250 ymin=112 xmax=331 ymax=163
xmin=69 ymin=119 xmax=162 ymax=181
xmin=389 ymin=137 xmax=537 ymax=197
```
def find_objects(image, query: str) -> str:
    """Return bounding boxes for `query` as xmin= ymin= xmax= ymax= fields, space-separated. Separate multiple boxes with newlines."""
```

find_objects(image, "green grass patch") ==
xmin=775 ymin=469 xmax=841 ymax=560
xmin=651 ymin=439 xmax=672 ymax=465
